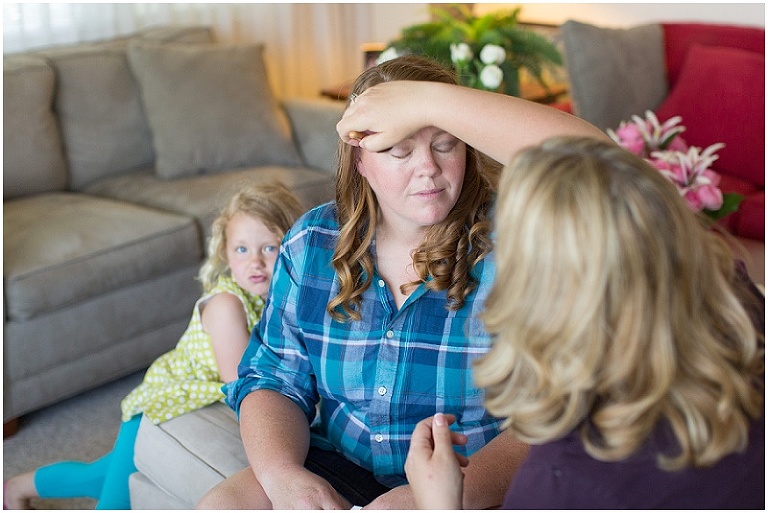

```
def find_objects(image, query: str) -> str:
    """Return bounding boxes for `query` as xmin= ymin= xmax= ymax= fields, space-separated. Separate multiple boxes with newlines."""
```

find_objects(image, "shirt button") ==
xmin=386 ymin=330 xmax=394 ymax=339
xmin=377 ymin=386 xmax=387 ymax=396
xmin=374 ymin=434 xmax=384 ymax=443
xmin=378 ymin=279 xmax=385 ymax=287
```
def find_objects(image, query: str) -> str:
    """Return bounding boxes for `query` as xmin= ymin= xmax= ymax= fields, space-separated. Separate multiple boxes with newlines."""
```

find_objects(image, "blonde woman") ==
xmin=4 ymin=182 xmax=304 ymax=510
xmin=405 ymin=137 xmax=764 ymax=509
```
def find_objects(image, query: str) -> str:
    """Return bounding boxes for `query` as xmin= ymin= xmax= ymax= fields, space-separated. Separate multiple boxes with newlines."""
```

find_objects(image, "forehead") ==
xmin=397 ymin=126 xmax=454 ymax=143
xmin=226 ymin=213 xmax=276 ymax=238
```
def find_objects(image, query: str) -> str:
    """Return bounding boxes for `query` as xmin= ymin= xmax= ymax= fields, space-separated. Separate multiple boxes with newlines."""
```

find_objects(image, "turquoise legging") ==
xmin=34 ymin=415 xmax=140 ymax=510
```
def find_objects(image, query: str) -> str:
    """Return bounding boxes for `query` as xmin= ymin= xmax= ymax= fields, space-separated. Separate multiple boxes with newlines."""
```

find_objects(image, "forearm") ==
xmin=461 ymin=431 xmax=529 ymax=509
xmin=422 ymin=82 xmax=611 ymax=165
xmin=239 ymin=389 xmax=312 ymax=488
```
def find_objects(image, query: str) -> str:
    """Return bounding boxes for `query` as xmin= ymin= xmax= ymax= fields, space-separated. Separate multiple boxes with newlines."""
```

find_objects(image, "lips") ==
xmin=249 ymin=274 xmax=267 ymax=284
xmin=415 ymin=187 xmax=443 ymax=197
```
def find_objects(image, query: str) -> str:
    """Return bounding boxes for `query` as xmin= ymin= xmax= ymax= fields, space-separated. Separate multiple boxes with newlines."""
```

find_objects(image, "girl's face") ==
xmin=357 ymin=126 xmax=466 ymax=233
xmin=225 ymin=212 xmax=281 ymax=298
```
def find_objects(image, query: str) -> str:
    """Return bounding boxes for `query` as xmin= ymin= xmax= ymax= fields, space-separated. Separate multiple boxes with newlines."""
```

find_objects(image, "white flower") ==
xmin=479 ymin=44 xmax=506 ymax=65
xmin=376 ymin=47 xmax=400 ymax=65
xmin=479 ymin=64 xmax=504 ymax=90
xmin=450 ymin=42 xmax=473 ymax=64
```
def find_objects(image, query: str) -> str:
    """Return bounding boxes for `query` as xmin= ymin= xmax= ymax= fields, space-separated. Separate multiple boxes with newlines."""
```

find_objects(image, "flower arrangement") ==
xmin=608 ymin=111 xmax=742 ymax=220
xmin=377 ymin=4 xmax=562 ymax=96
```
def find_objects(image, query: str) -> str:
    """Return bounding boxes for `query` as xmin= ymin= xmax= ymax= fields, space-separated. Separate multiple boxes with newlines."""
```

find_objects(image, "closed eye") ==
xmin=433 ymin=138 xmax=460 ymax=154
xmin=389 ymin=142 xmax=413 ymax=159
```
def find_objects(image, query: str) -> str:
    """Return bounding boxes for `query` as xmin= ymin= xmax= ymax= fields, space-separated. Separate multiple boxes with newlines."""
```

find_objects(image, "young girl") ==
xmin=4 ymin=182 xmax=304 ymax=510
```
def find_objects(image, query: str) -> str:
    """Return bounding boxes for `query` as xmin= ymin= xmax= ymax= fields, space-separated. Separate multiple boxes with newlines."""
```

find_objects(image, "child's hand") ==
xmin=404 ymin=413 xmax=468 ymax=510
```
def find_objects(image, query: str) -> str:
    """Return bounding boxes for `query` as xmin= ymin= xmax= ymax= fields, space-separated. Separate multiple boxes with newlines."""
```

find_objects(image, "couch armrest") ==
xmin=282 ymin=97 xmax=345 ymax=175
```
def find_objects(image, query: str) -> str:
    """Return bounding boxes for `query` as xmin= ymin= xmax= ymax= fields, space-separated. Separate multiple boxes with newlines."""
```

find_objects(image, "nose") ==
xmin=414 ymin=147 xmax=441 ymax=177
xmin=249 ymin=252 xmax=266 ymax=269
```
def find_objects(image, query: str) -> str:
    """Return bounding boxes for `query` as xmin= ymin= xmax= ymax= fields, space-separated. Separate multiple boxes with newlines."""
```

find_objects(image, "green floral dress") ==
xmin=120 ymin=275 xmax=264 ymax=425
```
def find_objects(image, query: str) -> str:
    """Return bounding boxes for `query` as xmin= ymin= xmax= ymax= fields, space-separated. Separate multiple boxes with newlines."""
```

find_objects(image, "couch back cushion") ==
xmin=3 ymin=55 xmax=68 ymax=199
xmin=37 ymin=26 xmax=213 ymax=191
xmin=661 ymin=23 xmax=765 ymax=88
xmin=655 ymin=43 xmax=764 ymax=187
xmin=561 ymin=20 xmax=668 ymax=131
xmin=127 ymin=42 xmax=303 ymax=180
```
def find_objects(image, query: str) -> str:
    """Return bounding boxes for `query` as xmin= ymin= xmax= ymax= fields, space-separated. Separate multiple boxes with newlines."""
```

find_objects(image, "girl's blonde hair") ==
xmin=328 ymin=55 xmax=501 ymax=322
xmin=198 ymin=181 xmax=304 ymax=292
xmin=477 ymin=136 xmax=764 ymax=470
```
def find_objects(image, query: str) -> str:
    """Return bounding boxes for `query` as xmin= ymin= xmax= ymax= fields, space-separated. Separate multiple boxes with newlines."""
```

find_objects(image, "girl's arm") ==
xmin=337 ymin=81 xmax=610 ymax=166
xmin=200 ymin=292 xmax=250 ymax=383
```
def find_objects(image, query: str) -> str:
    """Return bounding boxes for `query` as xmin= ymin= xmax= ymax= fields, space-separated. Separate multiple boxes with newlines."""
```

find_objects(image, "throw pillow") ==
xmin=655 ymin=44 xmax=764 ymax=187
xmin=38 ymin=26 xmax=214 ymax=191
xmin=127 ymin=42 xmax=303 ymax=179
xmin=561 ymin=20 xmax=668 ymax=131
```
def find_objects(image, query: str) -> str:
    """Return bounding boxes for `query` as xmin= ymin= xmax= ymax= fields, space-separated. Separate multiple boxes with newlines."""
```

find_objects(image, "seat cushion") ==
xmin=132 ymin=402 xmax=247 ymax=509
xmin=3 ymin=193 xmax=202 ymax=321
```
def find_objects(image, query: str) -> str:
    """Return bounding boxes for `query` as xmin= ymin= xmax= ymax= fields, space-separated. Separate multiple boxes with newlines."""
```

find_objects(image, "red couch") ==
xmin=655 ymin=23 xmax=764 ymax=242
xmin=562 ymin=20 xmax=764 ymax=283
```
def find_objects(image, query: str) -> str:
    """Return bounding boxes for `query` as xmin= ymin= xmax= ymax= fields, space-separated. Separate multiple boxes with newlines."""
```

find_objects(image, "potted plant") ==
xmin=377 ymin=4 xmax=563 ymax=97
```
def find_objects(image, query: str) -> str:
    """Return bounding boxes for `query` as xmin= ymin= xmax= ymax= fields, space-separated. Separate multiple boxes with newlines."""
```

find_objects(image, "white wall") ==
xmin=368 ymin=2 xmax=764 ymax=45
xmin=475 ymin=3 xmax=765 ymax=28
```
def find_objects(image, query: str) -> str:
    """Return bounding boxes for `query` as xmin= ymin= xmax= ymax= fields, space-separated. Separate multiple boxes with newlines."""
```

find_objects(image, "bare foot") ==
xmin=4 ymin=471 xmax=38 ymax=510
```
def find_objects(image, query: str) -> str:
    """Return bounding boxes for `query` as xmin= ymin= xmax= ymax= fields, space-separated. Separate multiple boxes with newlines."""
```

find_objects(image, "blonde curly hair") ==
xmin=198 ymin=182 xmax=305 ymax=292
xmin=328 ymin=55 xmax=501 ymax=322
xmin=477 ymin=136 xmax=764 ymax=471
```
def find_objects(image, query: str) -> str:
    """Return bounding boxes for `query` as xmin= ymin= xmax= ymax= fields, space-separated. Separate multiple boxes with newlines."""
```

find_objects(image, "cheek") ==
xmin=437 ymin=154 xmax=466 ymax=184
xmin=265 ymin=254 xmax=279 ymax=273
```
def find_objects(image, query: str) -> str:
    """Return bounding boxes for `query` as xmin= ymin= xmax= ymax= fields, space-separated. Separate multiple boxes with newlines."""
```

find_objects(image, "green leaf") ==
xmin=383 ymin=4 xmax=563 ymax=98
xmin=704 ymin=193 xmax=744 ymax=220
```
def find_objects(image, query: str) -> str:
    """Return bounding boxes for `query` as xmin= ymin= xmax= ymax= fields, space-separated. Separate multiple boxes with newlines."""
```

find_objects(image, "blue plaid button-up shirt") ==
xmin=225 ymin=202 xmax=502 ymax=487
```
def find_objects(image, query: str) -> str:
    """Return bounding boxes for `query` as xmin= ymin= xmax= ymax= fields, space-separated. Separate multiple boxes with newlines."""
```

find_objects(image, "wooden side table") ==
xmin=321 ymin=78 xmax=568 ymax=105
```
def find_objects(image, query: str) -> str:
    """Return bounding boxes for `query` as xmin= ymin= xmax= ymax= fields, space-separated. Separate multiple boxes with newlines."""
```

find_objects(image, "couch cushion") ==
xmin=37 ymin=26 xmax=214 ymax=191
xmin=126 ymin=42 xmax=303 ymax=180
xmin=655 ymin=44 xmax=764 ymax=189
xmin=3 ymin=55 xmax=68 ymax=199
xmin=3 ymin=193 xmax=202 ymax=321
xmin=733 ymin=192 xmax=765 ymax=242
xmin=85 ymin=166 xmax=334 ymax=241
xmin=132 ymin=403 xmax=247 ymax=509
xmin=561 ymin=20 xmax=668 ymax=131
xmin=661 ymin=23 xmax=765 ymax=87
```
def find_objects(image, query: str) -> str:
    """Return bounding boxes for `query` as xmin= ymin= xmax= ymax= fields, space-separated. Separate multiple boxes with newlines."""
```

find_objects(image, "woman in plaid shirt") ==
xmin=198 ymin=56 xmax=606 ymax=510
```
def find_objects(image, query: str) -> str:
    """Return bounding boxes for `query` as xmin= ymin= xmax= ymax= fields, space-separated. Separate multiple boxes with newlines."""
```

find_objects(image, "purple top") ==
xmin=504 ymin=410 xmax=764 ymax=509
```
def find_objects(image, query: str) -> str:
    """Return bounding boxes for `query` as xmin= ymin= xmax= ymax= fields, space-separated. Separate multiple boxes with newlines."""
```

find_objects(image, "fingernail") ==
xmin=434 ymin=413 xmax=446 ymax=426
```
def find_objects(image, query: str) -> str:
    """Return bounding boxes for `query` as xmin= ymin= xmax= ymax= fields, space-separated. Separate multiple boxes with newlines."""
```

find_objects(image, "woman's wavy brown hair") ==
xmin=328 ymin=55 xmax=501 ymax=322
xmin=477 ymin=136 xmax=764 ymax=471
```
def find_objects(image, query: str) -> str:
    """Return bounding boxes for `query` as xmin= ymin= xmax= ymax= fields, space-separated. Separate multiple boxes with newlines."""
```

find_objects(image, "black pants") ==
xmin=304 ymin=447 xmax=393 ymax=506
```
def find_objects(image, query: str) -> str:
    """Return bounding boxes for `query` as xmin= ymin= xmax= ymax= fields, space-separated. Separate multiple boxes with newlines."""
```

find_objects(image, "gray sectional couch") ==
xmin=3 ymin=25 xmax=345 ymax=431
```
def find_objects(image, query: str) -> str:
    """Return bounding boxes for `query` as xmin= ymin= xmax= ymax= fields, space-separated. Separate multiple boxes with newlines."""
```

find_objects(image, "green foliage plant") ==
xmin=382 ymin=4 xmax=563 ymax=96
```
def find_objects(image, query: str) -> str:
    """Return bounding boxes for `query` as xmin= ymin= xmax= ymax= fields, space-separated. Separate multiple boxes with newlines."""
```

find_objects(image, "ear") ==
xmin=355 ymin=151 xmax=368 ymax=178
